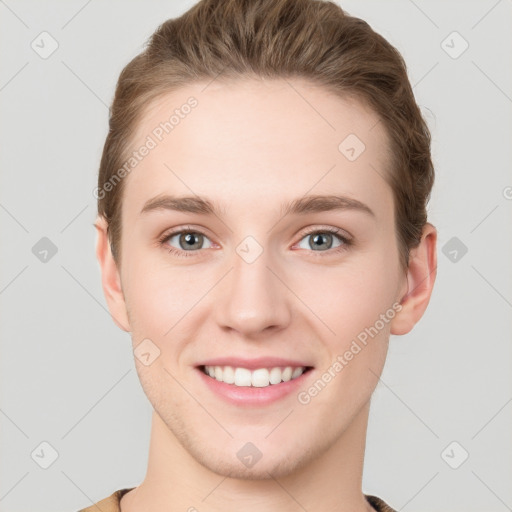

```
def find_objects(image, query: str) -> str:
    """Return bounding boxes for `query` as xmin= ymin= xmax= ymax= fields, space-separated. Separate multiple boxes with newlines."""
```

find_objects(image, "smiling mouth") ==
xmin=199 ymin=364 xmax=313 ymax=388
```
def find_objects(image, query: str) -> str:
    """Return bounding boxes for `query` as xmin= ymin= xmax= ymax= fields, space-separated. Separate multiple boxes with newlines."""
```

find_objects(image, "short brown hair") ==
xmin=97 ymin=0 xmax=434 ymax=271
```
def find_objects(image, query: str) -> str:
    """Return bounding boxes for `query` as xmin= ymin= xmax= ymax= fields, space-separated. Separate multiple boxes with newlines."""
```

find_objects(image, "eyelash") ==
xmin=157 ymin=226 xmax=352 ymax=259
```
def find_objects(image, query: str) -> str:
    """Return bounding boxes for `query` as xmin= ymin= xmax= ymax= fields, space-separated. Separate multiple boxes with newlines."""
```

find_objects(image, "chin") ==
xmin=199 ymin=448 xmax=308 ymax=481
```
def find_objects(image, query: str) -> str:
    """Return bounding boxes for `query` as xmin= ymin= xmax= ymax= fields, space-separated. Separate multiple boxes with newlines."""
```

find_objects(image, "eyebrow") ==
xmin=140 ymin=193 xmax=375 ymax=218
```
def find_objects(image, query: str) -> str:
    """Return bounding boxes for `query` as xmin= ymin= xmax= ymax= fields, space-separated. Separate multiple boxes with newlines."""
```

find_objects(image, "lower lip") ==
xmin=196 ymin=367 xmax=313 ymax=407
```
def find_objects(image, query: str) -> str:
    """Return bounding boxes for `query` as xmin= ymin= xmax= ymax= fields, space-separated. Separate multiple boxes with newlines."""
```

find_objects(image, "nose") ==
xmin=214 ymin=243 xmax=292 ymax=337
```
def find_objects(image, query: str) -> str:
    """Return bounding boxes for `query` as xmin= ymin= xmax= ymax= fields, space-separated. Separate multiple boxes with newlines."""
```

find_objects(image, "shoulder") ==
xmin=365 ymin=494 xmax=397 ymax=512
xmin=78 ymin=489 xmax=394 ymax=512
xmin=77 ymin=488 xmax=135 ymax=512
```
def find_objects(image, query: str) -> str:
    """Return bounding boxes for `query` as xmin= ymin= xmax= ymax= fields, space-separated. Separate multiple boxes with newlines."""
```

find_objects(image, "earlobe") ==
xmin=94 ymin=216 xmax=131 ymax=332
xmin=390 ymin=223 xmax=437 ymax=336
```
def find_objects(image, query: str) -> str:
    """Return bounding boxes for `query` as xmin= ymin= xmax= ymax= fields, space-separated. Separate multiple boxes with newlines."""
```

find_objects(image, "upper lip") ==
xmin=196 ymin=357 xmax=313 ymax=370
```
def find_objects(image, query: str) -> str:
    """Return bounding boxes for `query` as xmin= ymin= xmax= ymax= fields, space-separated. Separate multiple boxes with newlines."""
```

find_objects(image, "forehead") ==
xmin=122 ymin=77 xmax=393 ymax=221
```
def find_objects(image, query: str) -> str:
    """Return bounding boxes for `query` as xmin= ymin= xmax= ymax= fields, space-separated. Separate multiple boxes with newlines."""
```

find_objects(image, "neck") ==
xmin=121 ymin=402 xmax=374 ymax=512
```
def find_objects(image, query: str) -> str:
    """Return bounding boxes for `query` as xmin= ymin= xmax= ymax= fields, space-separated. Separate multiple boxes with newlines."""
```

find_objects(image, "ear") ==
xmin=390 ymin=222 xmax=437 ymax=335
xmin=94 ymin=215 xmax=131 ymax=332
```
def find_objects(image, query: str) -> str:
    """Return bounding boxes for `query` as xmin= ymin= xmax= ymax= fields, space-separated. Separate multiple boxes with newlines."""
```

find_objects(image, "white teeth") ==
xmin=234 ymin=368 xmax=252 ymax=386
xmin=282 ymin=367 xmax=293 ymax=382
xmin=251 ymin=368 xmax=269 ymax=387
xmin=222 ymin=365 xmax=235 ymax=384
xmin=203 ymin=365 xmax=307 ymax=387
xmin=269 ymin=367 xmax=282 ymax=385
xmin=291 ymin=367 xmax=304 ymax=379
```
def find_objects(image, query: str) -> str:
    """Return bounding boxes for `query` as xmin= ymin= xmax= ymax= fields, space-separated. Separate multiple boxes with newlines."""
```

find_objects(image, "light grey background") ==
xmin=1 ymin=1 xmax=511 ymax=511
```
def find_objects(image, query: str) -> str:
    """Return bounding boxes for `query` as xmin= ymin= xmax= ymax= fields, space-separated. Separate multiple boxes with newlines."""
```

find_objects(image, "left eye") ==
xmin=296 ymin=230 xmax=347 ymax=251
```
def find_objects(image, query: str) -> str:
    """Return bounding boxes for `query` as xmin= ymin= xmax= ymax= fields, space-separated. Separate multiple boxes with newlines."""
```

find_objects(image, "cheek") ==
xmin=123 ymin=255 xmax=187 ymax=336
xmin=296 ymin=253 xmax=398 ymax=338
xmin=123 ymin=255 xmax=218 ymax=353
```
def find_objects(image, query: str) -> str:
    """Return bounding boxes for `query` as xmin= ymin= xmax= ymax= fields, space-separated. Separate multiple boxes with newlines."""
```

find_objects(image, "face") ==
xmin=110 ymin=78 xmax=409 ymax=478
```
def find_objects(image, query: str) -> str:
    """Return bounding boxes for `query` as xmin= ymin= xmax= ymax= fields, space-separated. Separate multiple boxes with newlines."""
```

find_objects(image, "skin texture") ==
xmin=95 ymin=77 xmax=437 ymax=512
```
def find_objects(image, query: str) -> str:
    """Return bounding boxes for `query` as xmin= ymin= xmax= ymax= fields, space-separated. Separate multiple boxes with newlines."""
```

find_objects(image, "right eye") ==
xmin=158 ymin=229 xmax=214 ymax=258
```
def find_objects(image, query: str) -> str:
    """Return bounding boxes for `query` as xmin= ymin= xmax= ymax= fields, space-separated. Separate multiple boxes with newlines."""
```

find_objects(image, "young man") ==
xmin=84 ymin=1 xmax=437 ymax=510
